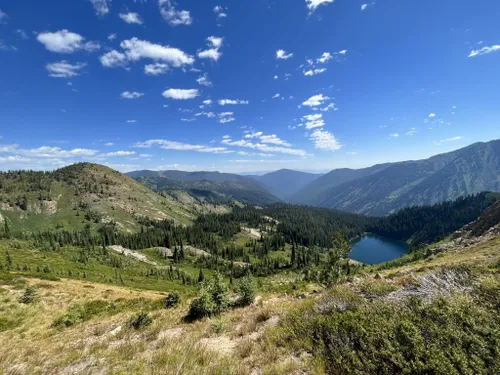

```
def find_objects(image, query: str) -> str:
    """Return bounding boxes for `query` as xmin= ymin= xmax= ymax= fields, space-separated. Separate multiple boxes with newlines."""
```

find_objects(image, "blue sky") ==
xmin=1 ymin=0 xmax=499 ymax=173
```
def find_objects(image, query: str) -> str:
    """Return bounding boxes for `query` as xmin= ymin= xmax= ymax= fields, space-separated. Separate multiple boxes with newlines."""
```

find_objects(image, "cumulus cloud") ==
xmin=197 ymin=73 xmax=212 ymax=87
xmin=100 ymin=50 xmax=128 ymax=68
xmin=302 ymin=113 xmax=325 ymax=129
xmin=120 ymin=91 xmax=145 ymax=99
xmin=159 ymin=0 xmax=192 ymax=26
xmin=468 ymin=45 xmax=500 ymax=57
xmin=108 ymin=33 xmax=117 ymax=41
xmin=361 ymin=4 xmax=368 ymax=11
xmin=276 ymin=49 xmax=293 ymax=60
xmin=198 ymin=36 xmax=224 ymax=61
xmin=163 ymin=89 xmax=199 ymax=100
xmin=302 ymin=94 xmax=329 ymax=107
xmin=19 ymin=146 xmax=98 ymax=158
xmin=317 ymin=52 xmax=332 ymax=63
xmin=89 ymin=0 xmax=111 ymax=16
xmin=46 ymin=61 xmax=87 ymax=78
xmin=119 ymin=12 xmax=143 ymax=25
xmin=218 ymin=99 xmax=249 ymax=105
xmin=144 ymin=63 xmax=169 ymax=75
xmin=272 ymin=93 xmax=280 ymax=99
xmin=304 ymin=68 xmax=326 ymax=76
xmin=120 ymin=37 xmax=194 ymax=66
xmin=306 ymin=0 xmax=334 ymax=13
xmin=37 ymin=30 xmax=100 ymax=53
xmin=309 ymin=129 xmax=342 ymax=151
xmin=203 ymin=99 xmax=213 ymax=106
xmin=429 ymin=113 xmax=436 ymax=118
xmin=134 ymin=139 xmax=230 ymax=153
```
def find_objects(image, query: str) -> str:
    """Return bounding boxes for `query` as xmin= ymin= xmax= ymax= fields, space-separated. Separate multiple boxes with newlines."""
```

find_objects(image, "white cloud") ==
xmin=197 ymin=73 xmax=212 ymax=87
xmin=120 ymin=37 xmax=194 ymax=66
xmin=159 ymin=0 xmax=192 ymax=26
xmin=468 ymin=45 xmax=500 ymax=57
xmin=213 ymin=6 xmax=227 ymax=18
xmin=274 ymin=75 xmax=278 ymax=80
xmin=134 ymin=139 xmax=230 ymax=153
xmin=244 ymin=132 xmax=263 ymax=139
xmin=222 ymin=138 xmax=307 ymax=157
xmin=195 ymin=111 xmax=216 ymax=118
xmin=309 ymin=129 xmax=342 ymax=151
xmin=37 ymin=30 xmax=100 ymax=53
xmin=302 ymin=94 xmax=329 ymax=107
xmin=304 ymin=68 xmax=326 ymax=76
xmin=306 ymin=0 xmax=334 ymax=13
xmin=108 ymin=33 xmax=117 ymax=41
xmin=89 ymin=0 xmax=111 ymax=16
xmin=218 ymin=99 xmax=249 ymax=105
xmin=317 ymin=52 xmax=332 ymax=63
xmin=406 ymin=128 xmax=418 ymax=136
xmin=104 ymin=151 xmax=136 ymax=157
xmin=198 ymin=36 xmax=224 ymax=61
xmin=139 ymin=154 xmax=152 ymax=158
xmin=429 ymin=113 xmax=436 ymax=118
xmin=120 ymin=91 xmax=145 ymax=99
xmin=259 ymin=135 xmax=291 ymax=147
xmin=119 ymin=12 xmax=143 ymax=25
xmin=16 ymin=29 xmax=29 ymax=39
xmin=435 ymin=136 xmax=462 ymax=145
xmin=218 ymin=112 xmax=235 ymax=123
xmin=144 ymin=63 xmax=169 ymax=75
xmin=104 ymin=142 xmax=114 ymax=147
xmin=203 ymin=99 xmax=213 ymax=106
xmin=272 ymin=93 xmax=280 ymax=99
xmin=320 ymin=103 xmax=336 ymax=112
xmin=302 ymin=113 xmax=325 ymax=129
xmin=389 ymin=133 xmax=400 ymax=138
xmin=127 ymin=120 xmax=137 ymax=123
xmin=276 ymin=49 xmax=293 ymax=60
xmin=361 ymin=4 xmax=368 ymax=11
xmin=0 ymin=8 xmax=8 ymax=24
xmin=100 ymin=50 xmax=128 ymax=68
xmin=46 ymin=61 xmax=87 ymax=78
xmin=163 ymin=89 xmax=199 ymax=100
xmin=207 ymin=36 xmax=223 ymax=49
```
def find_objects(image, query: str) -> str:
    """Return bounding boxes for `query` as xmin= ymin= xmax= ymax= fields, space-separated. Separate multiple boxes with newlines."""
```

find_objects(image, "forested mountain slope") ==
xmin=252 ymin=169 xmax=322 ymax=200
xmin=128 ymin=170 xmax=281 ymax=206
xmin=293 ymin=140 xmax=500 ymax=215
xmin=0 ymin=163 xmax=194 ymax=232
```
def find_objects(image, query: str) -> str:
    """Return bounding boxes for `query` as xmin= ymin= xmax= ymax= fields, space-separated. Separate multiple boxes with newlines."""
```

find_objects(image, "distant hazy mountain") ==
xmin=127 ymin=170 xmax=281 ymax=206
xmin=252 ymin=169 xmax=323 ymax=200
xmin=292 ymin=140 xmax=500 ymax=215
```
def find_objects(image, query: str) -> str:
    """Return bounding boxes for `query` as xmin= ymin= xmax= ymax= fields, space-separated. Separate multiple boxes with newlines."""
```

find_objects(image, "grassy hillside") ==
xmin=1 ymin=198 xmax=499 ymax=374
xmin=0 ymin=163 xmax=195 ymax=232
xmin=292 ymin=140 xmax=500 ymax=215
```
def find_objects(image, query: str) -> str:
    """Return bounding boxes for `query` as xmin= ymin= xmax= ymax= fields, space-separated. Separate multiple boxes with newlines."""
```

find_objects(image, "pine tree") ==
xmin=198 ymin=268 xmax=205 ymax=283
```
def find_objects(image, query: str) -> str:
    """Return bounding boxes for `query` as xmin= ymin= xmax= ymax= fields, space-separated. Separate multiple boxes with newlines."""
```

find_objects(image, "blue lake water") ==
xmin=349 ymin=234 xmax=409 ymax=265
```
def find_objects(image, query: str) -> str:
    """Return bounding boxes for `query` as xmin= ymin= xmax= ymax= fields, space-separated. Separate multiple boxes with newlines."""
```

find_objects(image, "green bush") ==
xmin=188 ymin=272 xmax=229 ymax=320
xmin=235 ymin=275 xmax=255 ymax=307
xmin=19 ymin=286 xmax=37 ymax=304
xmin=130 ymin=312 xmax=152 ymax=329
xmin=164 ymin=292 xmax=181 ymax=308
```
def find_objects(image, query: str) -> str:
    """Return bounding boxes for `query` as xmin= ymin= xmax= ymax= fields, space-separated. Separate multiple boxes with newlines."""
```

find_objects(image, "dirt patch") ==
xmin=108 ymin=245 xmax=158 ymax=265
xmin=184 ymin=246 xmax=211 ymax=258
xmin=242 ymin=227 xmax=261 ymax=239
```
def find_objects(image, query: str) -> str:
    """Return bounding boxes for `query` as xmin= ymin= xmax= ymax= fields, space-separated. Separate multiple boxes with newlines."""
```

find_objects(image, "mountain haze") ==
xmin=252 ymin=169 xmax=322 ymax=200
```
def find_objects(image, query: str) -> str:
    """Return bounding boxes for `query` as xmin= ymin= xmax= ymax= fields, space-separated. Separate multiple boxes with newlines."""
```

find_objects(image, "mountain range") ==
xmin=128 ymin=139 xmax=500 ymax=216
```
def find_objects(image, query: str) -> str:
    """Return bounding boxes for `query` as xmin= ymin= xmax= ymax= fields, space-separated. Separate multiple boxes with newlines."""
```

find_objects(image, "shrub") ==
xmin=188 ymin=272 xmax=229 ymax=320
xmin=19 ymin=286 xmax=37 ymax=304
xmin=164 ymin=292 xmax=181 ymax=308
xmin=235 ymin=275 xmax=255 ymax=307
xmin=130 ymin=312 xmax=152 ymax=329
